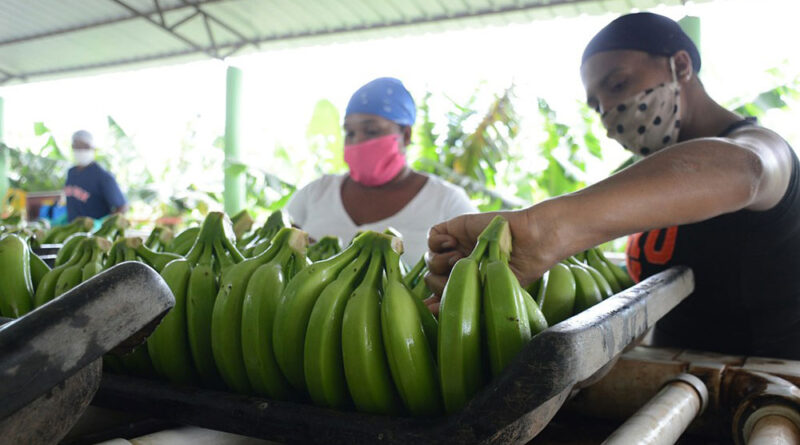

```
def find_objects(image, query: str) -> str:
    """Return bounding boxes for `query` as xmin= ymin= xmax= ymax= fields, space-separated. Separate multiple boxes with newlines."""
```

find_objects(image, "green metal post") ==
xmin=223 ymin=66 xmax=245 ymax=215
xmin=678 ymin=16 xmax=701 ymax=61
xmin=0 ymin=97 xmax=8 ymax=213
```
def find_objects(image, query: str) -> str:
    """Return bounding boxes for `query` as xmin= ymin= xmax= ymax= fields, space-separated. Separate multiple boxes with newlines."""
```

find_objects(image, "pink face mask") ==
xmin=343 ymin=134 xmax=407 ymax=187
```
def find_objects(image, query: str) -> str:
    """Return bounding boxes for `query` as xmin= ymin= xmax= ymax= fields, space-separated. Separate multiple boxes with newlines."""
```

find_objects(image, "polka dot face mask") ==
xmin=601 ymin=57 xmax=682 ymax=156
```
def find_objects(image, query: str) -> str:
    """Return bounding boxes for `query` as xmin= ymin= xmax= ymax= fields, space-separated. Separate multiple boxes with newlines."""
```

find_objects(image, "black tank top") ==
xmin=627 ymin=118 xmax=800 ymax=359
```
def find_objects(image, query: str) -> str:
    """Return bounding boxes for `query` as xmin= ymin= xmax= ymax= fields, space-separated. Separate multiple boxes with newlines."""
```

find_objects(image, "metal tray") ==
xmin=93 ymin=267 xmax=694 ymax=444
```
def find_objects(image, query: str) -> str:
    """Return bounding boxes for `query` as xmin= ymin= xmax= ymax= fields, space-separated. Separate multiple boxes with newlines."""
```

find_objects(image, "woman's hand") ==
xmin=423 ymin=207 xmax=561 ymax=314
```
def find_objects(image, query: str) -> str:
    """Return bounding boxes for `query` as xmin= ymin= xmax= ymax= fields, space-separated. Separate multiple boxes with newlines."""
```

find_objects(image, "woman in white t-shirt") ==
xmin=288 ymin=77 xmax=477 ymax=262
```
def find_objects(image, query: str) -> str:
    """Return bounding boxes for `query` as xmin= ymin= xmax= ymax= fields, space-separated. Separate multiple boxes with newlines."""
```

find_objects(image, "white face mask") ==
xmin=601 ymin=57 xmax=682 ymax=156
xmin=73 ymin=149 xmax=94 ymax=167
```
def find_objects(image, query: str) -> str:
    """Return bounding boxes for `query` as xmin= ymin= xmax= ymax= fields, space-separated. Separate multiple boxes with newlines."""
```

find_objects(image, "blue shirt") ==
xmin=64 ymin=162 xmax=127 ymax=221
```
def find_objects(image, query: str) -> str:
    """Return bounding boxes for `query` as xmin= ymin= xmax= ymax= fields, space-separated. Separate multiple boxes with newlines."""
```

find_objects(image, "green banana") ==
xmin=167 ymin=226 xmax=200 ymax=255
xmin=29 ymin=250 xmax=51 ymax=291
xmin=145 ymin=226 xmax=169 ymax=252
xmin=521 ymin=287 xmax=548 ymax=334
xmin=482 ymin=240 xmax=531 ymax=378
xmin=240 ymin=251 xmax=299 ymax=399
xmin=43 ymin=217 xmax=93 ymax=244
xmin=187 ymin=244 xmax=223 ymax=388
xmin=381 ymin=245 xmax=442 ymax=416
xmin=569 ymin=263 xmax=603 ymax=314
xmin=133 ymin=238 xmax=181 ymax=272
xmin=537 ymin=262 xmax=577 ymax=326
xmin=594 ymin=247 xmax=635 ymax=289
xmin=525 ymin=276 xmax=543 ymax=298
xmin=147 ymin=258 xmax=198 ymax=385
xmin=53 ymin=242 xmax=95 ymax=298
xmin=341 ymin=243 xmax=402 ymax=415
xmin=0 ymin=234 xmax=34 ymax=318
xmin=211 ymin=229 xmax=301 ymax=393
xmin=411 ymin=275 xmax=431 ymax=300
xmin=586 ymin=248 xmax=622 ymax=294
xmin=307 ymin=236 xmax=343 ymax=262
xmin=402 ymin=255 xmax=427 ymax=289
xmin=584 ymin=263 xmax=614 ymax=300
xmin=93 ymin=214 xmax=129 ymax=241
xmin=55 ymin=232 xmax=89 ymax=266
xmin=438 ymin=234 xmax=491 ymax=412
xmin=81 ymin=238 xmax=110 ymax=281
xmin=272 ymin=233 xmax=370 ymax=392
xmin=304 ymin=247 xmax=372 ymax=409
xmin=34 ymin=240 xmax=89 ymax=307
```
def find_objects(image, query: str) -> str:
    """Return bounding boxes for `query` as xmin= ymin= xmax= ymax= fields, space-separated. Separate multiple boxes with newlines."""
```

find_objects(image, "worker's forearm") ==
xmin=529 ymin=139 xmax=763 ymax=261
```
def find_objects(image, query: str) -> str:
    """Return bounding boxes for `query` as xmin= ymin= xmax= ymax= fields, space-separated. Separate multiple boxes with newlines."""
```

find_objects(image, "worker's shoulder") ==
xmin=295 ymin=174 xmax=345 ymax=199
xmin=724 ymin=124 xmax=792 ymax=154
xmin=418 ymin=173 xmax=470 ymax=200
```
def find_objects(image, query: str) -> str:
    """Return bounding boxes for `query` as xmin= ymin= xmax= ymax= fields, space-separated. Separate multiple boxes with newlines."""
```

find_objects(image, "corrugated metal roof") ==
xmin=0 ymin=0 xmax=707 ymax=84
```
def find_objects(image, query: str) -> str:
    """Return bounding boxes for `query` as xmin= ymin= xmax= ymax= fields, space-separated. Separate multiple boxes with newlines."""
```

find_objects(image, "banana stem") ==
xmin=383 ymin=244 xmax=403 ymax=283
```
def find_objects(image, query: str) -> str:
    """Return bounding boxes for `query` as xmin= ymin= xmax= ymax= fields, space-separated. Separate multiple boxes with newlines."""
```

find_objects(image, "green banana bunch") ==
xmin=147 ymin=257 xmax=197 ymax=384
xmin=144 ymin=226 xmax=174 ymax=252
xmin=402 ymin=255 xmax=433 ymax=300
xmin=586 ymin=248 xmax=622 ymax=294
xmin=166 ymin=226 xmax=200 ymax=256
xmin=570 ymin=263 xmax=603 ymax=314
xmin=592 ymin=247 xmax=635 ymax=289
xmin=34 ymin=239 xmax=91 ymax=307
xmin=438 ymin=216 xmax=508 ymax=414
xmin=536 ymin=262 xmax=576 ymax=326
xmin=403 ymin=255 xmax=426 ymax=289
xmin=521 ymin=287 xmax=548 ymax=334
xmin=381 ymin=244 xmax=442 ymax=416
xmin=239 ymin=210 xmax=290 ymax=256
xmin=307 ymin=236 xmax=343 ymax=262
xmin=341 ymin=240 xmax=402 ymax=415
xmin=105 ymin=237 xmax=140 ymax=267
xmin=212 ymin=228 xmax=307 ymax=393
xmin=42 ymin=217 xmax=94 ymax=244
xmin=148 ymin=211 xmax=243 ymax=386
xmin=81 ymin=238 xmax=110 ymax=281
xmin=272 ymin=232 xmax=371 ymax=392
xmin=132 ymin=238 xmax=182 ymax=272
xmin=0 ymin=234 xmax=34 ymax=318
xmin=304 ymin=246 xmax=373 ymax=409
xmin=241 ymin=238 xmax=307 ymax=399
xmin=92 ymin=214 xmax=130 ymax=241
xmin=53 ymin=237 xmax=110 ymax=297
xmin=55 ymin=232 xmax=90 ymax=266
xmin=29 ymin=250 xmax=51 ymax=291
xmin=482 ymin=227 xmax=532 ymax=378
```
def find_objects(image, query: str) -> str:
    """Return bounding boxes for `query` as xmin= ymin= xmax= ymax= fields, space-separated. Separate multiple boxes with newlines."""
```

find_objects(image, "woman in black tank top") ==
xmin=424 ymin=13 xmax=800 ymax=360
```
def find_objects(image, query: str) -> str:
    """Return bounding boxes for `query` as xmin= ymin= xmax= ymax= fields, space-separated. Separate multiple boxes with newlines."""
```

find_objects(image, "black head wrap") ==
xmin=582 ymin=12 xmax=701 ymax=72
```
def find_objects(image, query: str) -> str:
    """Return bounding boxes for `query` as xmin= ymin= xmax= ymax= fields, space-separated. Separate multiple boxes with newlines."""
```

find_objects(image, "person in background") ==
xmin=288 ymin=77 xmax=477 ymax=262
xmin=425 ymin=13 xmax=800 ymax=360
xmin=63 ymin=130 xmax=128 ymax=221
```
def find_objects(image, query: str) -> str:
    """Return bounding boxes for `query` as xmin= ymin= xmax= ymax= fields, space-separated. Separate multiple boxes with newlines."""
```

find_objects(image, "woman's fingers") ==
xmin=426 ymin=250 xmax=463 ymax=275
xmin=423 ymin=294 xmax=441 ymax=316
xmin=424 ymin=272 xmax=449 ymax=297
xmin=428 ymin=232 xmax=458 ymax=253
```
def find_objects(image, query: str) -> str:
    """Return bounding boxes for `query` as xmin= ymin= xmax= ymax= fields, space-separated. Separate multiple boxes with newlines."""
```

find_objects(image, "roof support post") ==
xmin=223 ymin=66 xmax=244 ymax=215
xmin=0 ymin=97 xmax=8 ymax=215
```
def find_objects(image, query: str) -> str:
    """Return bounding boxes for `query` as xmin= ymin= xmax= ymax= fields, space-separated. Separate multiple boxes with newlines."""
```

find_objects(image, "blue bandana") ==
xmin=345 ymin=77 xmax=416 ymax=126
xmin=582 ymin=13 xmax=701 ymax=72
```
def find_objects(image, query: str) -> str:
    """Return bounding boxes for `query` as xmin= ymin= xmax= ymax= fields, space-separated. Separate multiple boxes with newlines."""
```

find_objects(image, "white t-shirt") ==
xmin=287 ymin=174 xmax=477 ymax=263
